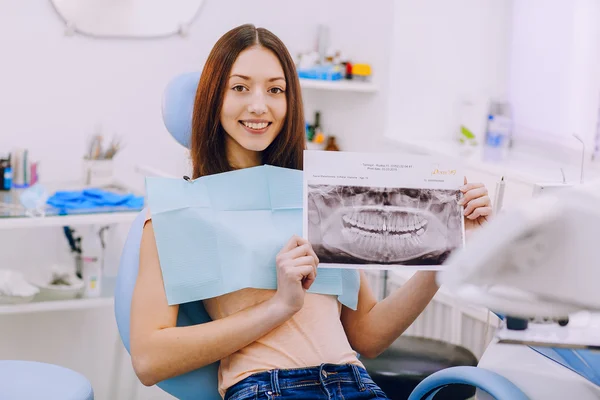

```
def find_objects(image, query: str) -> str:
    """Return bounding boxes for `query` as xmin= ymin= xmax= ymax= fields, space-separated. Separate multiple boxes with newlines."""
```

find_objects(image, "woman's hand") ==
xmin=271 ymin=235 xmax=319 ymax=315
xmin=459 ymin=177 xmax=492 ymax=233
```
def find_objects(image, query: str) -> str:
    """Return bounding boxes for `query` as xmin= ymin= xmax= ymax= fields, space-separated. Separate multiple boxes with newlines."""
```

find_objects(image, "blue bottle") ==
xmin=0 ymin=158 xmax=11 ymax=191
xmin=3 ymin=166 xmax=12 ymax=190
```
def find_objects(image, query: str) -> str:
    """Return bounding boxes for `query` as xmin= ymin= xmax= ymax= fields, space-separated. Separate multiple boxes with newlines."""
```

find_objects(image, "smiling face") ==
xmin=220 ymin=45 xmax=288 ymax=169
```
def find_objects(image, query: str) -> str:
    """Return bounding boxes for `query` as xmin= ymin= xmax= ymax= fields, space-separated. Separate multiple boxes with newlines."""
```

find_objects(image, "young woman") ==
xmin=130 ymin=24 xmax=492 ymax=400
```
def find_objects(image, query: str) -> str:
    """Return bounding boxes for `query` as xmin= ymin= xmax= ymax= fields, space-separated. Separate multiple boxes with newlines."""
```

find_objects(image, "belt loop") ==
xmin=351 ymin=364 xmax=365 ymax=391
xmin=270 ymin=369 xmax=281 ymax=396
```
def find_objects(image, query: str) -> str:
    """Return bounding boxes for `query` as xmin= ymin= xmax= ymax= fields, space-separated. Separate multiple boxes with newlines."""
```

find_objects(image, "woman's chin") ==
xmin=238 ymin=137 xmax=276 ymax=153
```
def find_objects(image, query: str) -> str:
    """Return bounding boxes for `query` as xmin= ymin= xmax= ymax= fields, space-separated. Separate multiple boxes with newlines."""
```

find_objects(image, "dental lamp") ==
xmin=437 ymin=178 xmax=600 ymax=349
xmin=433 ymin=179 xmax=600 ymax=399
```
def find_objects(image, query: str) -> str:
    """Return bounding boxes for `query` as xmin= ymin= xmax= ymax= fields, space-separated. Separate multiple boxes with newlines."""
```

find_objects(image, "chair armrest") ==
xmin=407 ymin=366 xmax=529 ymax=400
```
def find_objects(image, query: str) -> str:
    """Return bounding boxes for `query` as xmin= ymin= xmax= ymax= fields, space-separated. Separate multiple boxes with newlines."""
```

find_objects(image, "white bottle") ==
xmin=81 ymin=226 xmax=103 ymax=298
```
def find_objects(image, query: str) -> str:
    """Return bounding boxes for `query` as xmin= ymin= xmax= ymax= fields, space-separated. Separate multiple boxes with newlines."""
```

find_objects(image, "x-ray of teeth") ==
xmin=307 ymin=184 xmax=464 ymax=266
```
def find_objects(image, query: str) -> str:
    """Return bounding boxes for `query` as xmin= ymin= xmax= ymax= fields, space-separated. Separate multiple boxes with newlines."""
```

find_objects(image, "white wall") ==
xmin=384 ymin=0 xmax=513 ymax=143
xmin=0 ymin=1 xmax=394 ymax=190
xmin=0 ymin=1 xmax=393 ymax=399
xmin=508 ymin=0 xmax=600 ymax=153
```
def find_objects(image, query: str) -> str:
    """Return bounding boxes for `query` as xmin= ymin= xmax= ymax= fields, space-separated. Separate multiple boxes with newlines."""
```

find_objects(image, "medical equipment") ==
xmin=532 ymin=134 xmax=588 ymax=197
xmin=0 ymin=360 xmax=93 ymax=400
xmin=433 ymin=179 xmax=600 ymax=399
xmin=439 ymin=180 xmax=600 ymax=321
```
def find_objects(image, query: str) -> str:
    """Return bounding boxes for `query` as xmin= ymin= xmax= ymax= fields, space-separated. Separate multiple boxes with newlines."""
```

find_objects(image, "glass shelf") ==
xmin=0 ymin=182 xmax=144 ymax=229
xmin=0 ymin=276 xmax=117 ymax=315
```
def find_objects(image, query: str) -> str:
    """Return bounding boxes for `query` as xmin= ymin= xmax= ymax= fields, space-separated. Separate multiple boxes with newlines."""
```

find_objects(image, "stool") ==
xmin=0 ymin=360 xmax=94 ymax=400
xmin=361 ymin=336 xmax=478 ymax=400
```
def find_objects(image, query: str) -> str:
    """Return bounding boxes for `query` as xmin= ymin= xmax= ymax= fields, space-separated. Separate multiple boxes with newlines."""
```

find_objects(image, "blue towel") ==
xmin=47 ymin=188 xmax=144 ymax=211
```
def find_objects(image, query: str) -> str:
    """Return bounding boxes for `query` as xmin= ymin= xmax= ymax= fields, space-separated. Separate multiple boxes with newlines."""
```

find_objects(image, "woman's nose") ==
xmin=247 ymin=92 xmax=267 ymax=115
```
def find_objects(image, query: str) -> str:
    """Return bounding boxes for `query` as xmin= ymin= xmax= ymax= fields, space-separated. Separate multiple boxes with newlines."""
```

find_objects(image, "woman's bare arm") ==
xmin=340 ymin=270 xmax=439 ymax=358
xmin=341 ymin=180 xmax=493 ymax=357
xmin=129 ymin=221 xmax=295 ymax=386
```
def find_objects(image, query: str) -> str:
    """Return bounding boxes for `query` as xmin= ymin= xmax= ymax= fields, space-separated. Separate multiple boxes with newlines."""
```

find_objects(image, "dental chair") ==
xmin=113 ymin=72 xmax=533 ymax=400
xmin=0 ymin=360 xmax=94 ymax=399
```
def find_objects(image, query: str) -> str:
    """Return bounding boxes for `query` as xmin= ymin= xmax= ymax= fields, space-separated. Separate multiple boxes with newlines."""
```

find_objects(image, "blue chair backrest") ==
xmin=161 ymin=71 xmax=200 ymax=149
xmin=114 ymin=72 xmax=222 ymax=400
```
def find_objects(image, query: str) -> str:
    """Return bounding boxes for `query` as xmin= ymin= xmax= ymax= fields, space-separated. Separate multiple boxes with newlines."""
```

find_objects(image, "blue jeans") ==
xmin=224 ymin=363 xmax=390 ymax=400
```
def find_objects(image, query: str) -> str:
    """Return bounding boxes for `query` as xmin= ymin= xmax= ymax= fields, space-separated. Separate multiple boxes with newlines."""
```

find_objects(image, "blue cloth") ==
xmin=298 ymin=66 xmax=344 ymax=81
xmin=145 ymin=165 xmax=360 ymax=310
xmin=224 ymin=364 xmax=389 ymax=400
xmin=46 ymin=188 xmax=144 ymax=211
xmin=0 ymin=360 xmax=94 ymax=400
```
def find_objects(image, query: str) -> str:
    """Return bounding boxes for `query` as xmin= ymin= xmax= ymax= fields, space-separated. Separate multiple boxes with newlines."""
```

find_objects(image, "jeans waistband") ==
xmin=226 ymin=363 xmax=374 ymax=398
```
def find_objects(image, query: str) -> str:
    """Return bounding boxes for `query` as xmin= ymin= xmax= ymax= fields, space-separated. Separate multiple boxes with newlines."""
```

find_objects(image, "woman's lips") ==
xmin=239 ymin=121 xmax=271 ymax=135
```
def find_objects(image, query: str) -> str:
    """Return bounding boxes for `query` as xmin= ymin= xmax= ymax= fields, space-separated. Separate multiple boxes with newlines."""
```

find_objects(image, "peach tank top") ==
xmin=144 ymin=212 xmax=362 ymax=398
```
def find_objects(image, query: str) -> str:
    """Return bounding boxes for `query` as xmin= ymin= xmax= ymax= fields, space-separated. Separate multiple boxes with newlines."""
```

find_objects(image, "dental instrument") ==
xmin=435 ymin=178 xmax=600 ymax=399
xmin=493 ymin=176 xmax=505 ymax=213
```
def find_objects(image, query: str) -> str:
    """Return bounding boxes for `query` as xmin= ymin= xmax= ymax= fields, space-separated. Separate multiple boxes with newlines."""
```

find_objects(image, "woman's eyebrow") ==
xmin=229 ymin=74 xmax=285 ymax=83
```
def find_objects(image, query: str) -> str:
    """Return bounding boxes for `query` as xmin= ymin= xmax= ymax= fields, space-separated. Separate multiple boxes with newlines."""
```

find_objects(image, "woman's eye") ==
xmin=269 ymin=87 xmax=284 ymax=94
xmin=232 ymin=85 xmax=247 ymax=92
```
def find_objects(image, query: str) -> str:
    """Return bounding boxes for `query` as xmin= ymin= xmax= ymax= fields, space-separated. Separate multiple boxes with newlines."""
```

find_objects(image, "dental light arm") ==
xmin=437 ymin=180 xmax=600 ymax=321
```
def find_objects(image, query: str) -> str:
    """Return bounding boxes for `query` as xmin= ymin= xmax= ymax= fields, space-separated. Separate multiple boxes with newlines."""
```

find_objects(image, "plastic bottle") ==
xmin=324 ymin=136 xmax=340 ymax=151
xmin=484 ymin=102 xmax=512 ymax=162
xmin=80 ymin=226 xmax=103 ymax=298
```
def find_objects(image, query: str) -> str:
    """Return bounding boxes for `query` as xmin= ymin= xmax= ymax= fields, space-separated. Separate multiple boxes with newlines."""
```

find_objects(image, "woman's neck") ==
xmin=226 ymin=137 xmax=262 ymax=169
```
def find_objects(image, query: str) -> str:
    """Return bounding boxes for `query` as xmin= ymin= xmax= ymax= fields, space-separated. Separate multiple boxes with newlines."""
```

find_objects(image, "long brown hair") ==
xmin=190 ymin=24 xmax=305 ymax=178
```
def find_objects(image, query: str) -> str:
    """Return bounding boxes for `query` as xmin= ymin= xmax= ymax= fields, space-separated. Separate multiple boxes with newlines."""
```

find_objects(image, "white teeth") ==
xmin=342 ymin=211 xmax=429 ymax=235
xmin=243 ymin=121 xmax=268 ymax=130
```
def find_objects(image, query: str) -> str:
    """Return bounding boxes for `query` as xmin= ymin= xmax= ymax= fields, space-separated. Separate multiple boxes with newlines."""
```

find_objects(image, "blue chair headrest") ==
xmin=161 ymin=72 xmax=201 ymax=149
xmin=115 ymin=209 xmax=220 ymax=400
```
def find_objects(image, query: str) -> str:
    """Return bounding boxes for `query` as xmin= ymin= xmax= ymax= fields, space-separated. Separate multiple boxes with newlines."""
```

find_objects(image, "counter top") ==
xmin=384 ymin=136 xmax=600 ymax=185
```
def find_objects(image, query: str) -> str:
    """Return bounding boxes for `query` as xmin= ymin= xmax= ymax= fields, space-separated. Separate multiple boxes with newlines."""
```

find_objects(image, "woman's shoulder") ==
xmin=143 ymin=208 xmax=152 ymax=227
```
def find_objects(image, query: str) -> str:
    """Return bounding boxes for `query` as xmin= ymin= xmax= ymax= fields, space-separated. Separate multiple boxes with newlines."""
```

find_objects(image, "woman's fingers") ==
xmin=459 ymin=186 xmax=489 ymax=206
xmin=284 ymin=243 xmax=318 ymax=264
xmin=464 ymin=197 xmax=492 ymax=217
xmin=279 ymin=235 xmax=304 ymax=254
xmin=459 ymin=182 xmax=485 ymax=194
xmin=296 ymin=265 xmax=316 ymax=290
xmin=293 ymin=256 xmax=318 ymax=281
xmin=291 ymin=256 xmax=317 ymax=267
xmin=466 ymin=206 xmax=493 ymax=220
xmin=461 ymin=177 xmax=492 ymax=223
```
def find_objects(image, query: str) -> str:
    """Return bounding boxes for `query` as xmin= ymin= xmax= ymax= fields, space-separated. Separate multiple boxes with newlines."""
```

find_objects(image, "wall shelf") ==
xmin=0 ymin=296 xmax=114 ymax=315
xmin=299 ymin=78 xmax=377 ymax=93
xmin=0 ymin=211 xmax=140 ymax=230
